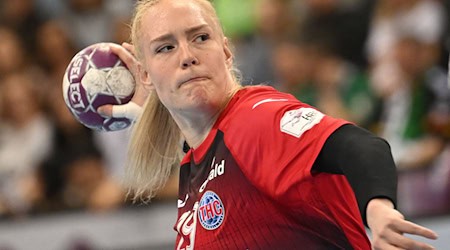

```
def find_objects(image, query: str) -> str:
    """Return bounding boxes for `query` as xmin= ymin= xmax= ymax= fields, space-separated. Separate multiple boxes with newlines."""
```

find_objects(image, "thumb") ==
xmin=97 ymin=102 xmax=143 ymax=121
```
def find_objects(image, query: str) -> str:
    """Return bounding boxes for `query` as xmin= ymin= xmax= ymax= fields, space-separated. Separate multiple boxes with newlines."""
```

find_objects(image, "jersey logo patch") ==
xmin=280 ymin=107 xmax=324 ymax=138
xmin=198 ymin=191 xmax=225 ymax=230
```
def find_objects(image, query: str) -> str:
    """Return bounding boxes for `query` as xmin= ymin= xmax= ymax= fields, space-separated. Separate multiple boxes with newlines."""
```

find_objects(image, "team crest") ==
xmin=198 ymin=191 xmax=225 ymax=230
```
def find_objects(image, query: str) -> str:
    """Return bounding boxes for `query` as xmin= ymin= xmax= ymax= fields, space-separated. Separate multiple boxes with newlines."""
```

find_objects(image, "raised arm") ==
xmin=313 ymin=124 xmax=438 ymax=249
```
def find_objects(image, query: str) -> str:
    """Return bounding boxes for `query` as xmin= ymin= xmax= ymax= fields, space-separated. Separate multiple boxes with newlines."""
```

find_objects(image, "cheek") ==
xmin=207 ymin=53 xmax=227 ymax=74
xmin=153 ymin=86 xmax=174 ymax=110
xmin=150 ymin=75 xmax=176 ymax=107
xmin=146 ymin=60 xmax=170 ymax=86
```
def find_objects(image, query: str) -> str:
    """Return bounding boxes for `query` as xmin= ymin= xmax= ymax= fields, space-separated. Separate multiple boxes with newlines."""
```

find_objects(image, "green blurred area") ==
xmin=213 ymin=0 xmax=258 ymax=38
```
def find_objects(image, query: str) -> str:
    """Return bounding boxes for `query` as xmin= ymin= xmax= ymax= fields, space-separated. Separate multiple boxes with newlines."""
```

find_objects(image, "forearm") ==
xmin=312 ymin=124 xmax=398 ymax=226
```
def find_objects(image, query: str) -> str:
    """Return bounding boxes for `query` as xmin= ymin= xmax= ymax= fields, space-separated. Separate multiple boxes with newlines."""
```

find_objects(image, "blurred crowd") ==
xmin=0 ymin=0 xmax=449 ymax=222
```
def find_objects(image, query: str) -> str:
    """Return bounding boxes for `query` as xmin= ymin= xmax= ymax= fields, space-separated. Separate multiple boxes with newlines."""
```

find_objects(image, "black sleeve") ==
xmin=311 ymin=124 xmax=397 ymax=227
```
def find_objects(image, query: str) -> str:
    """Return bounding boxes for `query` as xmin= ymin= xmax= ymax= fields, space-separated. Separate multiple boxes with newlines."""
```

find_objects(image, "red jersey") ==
xmin=174 ymin=86 xmax=371 ymax=250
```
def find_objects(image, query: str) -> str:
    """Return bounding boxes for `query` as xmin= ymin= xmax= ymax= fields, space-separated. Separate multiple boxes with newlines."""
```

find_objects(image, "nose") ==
xmin=179 ymin=44 xmax=199 ymax=69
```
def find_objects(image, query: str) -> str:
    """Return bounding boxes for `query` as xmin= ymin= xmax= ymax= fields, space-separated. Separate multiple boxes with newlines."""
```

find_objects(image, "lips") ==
xmin=179 ymin=76 xmax=208 ymax=87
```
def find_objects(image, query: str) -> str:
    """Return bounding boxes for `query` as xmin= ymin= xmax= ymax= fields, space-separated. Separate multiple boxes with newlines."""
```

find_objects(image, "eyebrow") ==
xmin=149 ymin=24 xmax=210 ymax=45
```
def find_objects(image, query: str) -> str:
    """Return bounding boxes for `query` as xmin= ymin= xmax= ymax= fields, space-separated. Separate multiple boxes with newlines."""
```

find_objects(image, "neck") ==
xmin=171 ymin=85 xmax=242 ymax=149
xmin=175 ymin=109 xmax=221 ymax=149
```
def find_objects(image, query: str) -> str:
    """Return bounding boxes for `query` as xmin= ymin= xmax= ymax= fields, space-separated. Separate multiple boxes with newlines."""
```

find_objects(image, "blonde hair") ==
xmin=131 ymin=0 xmax=221 ymax=61
xmin=125 ymin=92 xmax=182 ymax=201
xmin=125 ymin=0 xmax=232 ymax=201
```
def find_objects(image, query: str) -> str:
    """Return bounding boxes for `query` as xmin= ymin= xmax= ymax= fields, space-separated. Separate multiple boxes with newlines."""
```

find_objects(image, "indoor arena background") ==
xmin=0 ymin=0 xmax=449 ymax=249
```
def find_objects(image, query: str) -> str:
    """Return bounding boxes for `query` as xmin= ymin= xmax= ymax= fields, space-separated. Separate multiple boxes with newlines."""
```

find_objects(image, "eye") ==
xmin=194 ymin=34 xmax=210 ymax=43
xmin=156 ymin=45 xmax=175 ymax=53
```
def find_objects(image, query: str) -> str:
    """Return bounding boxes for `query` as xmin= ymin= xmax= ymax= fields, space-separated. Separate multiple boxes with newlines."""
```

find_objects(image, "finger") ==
xmin=97 ymin=102 xmax=142 ymax=120
xmin=122 ymin=42 xmax=136 ymax=56
xmin=401 ymin=239 xmax=435 ymax=250
xmin=393 ymin=220 xmax=438 ymax=240
xmin=97 ymin=105 xmax=113 ymax=118
xmin=372 ymin=240 xmax=404 ymax=250
xmin=111 ymin=101 xmax=143 ymax=120
xmin=109 ymin=43 xmax=138 ymax=74
xmin=382 ymin=230 xmax=435 ymax=250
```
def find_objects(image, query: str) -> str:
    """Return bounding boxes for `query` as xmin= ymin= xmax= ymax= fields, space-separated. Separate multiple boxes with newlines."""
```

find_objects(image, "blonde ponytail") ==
xmin=124 ymin=92 xmax=183 ymax=200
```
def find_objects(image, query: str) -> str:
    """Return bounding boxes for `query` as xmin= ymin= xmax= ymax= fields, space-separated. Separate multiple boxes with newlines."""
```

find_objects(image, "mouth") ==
xmin=179 ymin=76 xmax=208 ymax=87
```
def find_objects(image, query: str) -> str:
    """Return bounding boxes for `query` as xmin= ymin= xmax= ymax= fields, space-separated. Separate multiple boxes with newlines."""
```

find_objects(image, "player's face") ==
xmin=138 ymin=0 xmax=236 ymax=115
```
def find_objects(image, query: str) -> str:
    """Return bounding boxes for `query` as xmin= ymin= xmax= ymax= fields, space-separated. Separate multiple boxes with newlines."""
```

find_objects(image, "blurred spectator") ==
xmin=0 ymin=0 xmax=44 ymax=56
xmin=103 ymin=0 xmax=135 ymax=19
xmin=375 ymin=34 xmax=448 ymax=170
xmin=93 ymin=130 xmax=130 ymax=182
xmin=0 ymin=26 xmax=27 ymax=78
xmin=104 ymin=0 xmax=135 ymax=46
xmin=62 ymin=148 xmax=125 ymax=213
xmin=371 ymin=31 xmax=450 ymax=217
xmin=23 ymin=143 xmax=126 ymax=215
xmin=272 ymin=34 xmax=317 ymax=104
xmin=214 ymin=0 xmax=296 ymax=85
xmin=272 ymin=33 xmax=380 ymax=129
xmin=361 ymin=0 xmax=450 ymax=220
xmin=33 ymin=79 xmax=98 ymax=213
xmin=0 ymin=26 xmax=46 ymax=94
xmin=34 ymin=0 xmax=66 ymax=20
xmin=296 ymin=0 xmax=374 ymax=67
xmin=35 ymin=20 xmax=77 ymax=86
xmin=60 ymin=0 xmax=116 ymax=50
xmin=366 ymin=0 xmax=446 ymax=70
xmin=312 ymin=44 xmax=381 ymax=129
xmin=255 ymin=0 xmax=298 ymax=43
xmin=0 ymin=72 xmax=53 ymax=216
xmin=441 ymin=0 xmax=450 ymax=68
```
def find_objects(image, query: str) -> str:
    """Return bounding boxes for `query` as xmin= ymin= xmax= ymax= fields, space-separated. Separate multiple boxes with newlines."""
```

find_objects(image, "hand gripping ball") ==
xmin=62 ymin=42 xmax=135 ymax=131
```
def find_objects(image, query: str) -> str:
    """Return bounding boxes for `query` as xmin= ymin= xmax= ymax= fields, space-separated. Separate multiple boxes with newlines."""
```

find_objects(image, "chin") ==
xmin=184 ymin=88 xmax=216 ymax=109
xmin=185 ymin=84 xmax=209 ymax=99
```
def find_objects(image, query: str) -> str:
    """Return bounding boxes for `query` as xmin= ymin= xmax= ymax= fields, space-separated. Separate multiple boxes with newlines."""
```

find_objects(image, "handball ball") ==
xmin=62 ymin=42 xmax=135 ymax=132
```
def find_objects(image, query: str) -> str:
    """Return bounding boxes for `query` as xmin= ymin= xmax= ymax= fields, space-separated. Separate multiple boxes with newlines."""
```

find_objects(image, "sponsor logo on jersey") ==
xmin=199 ymin=157 xmax=225 ymax=193
xmin=198 ymin=191 xmax=225 ymax=230
xmin=280 ymin=107 xmax=324 ymax=138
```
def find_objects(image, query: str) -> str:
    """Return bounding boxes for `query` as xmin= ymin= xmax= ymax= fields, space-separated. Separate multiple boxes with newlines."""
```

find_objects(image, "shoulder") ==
xmin=235 ymin=85 xmax=298 ymax=107
xmin=220 ymin=85 xmax=318 ymax=132
xmin=223 ymin=85 xmax=307 ymax=120
xmin=218 ymin=85 xmax=345 ymax=146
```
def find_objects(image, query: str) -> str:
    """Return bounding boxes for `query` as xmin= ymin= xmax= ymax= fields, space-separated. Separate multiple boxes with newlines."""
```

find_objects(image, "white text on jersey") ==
xmin=176 ymin=202 xmax=199 ymax=250
xmin=199 ymin=157 xmax=225 ymax=193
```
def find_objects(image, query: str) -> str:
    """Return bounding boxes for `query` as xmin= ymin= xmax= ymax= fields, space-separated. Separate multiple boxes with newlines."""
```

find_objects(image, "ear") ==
xmin=138 ymin=63 xmax=154 ymax=91
xmin=223 ymin=37 xmax=233 ymax=69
